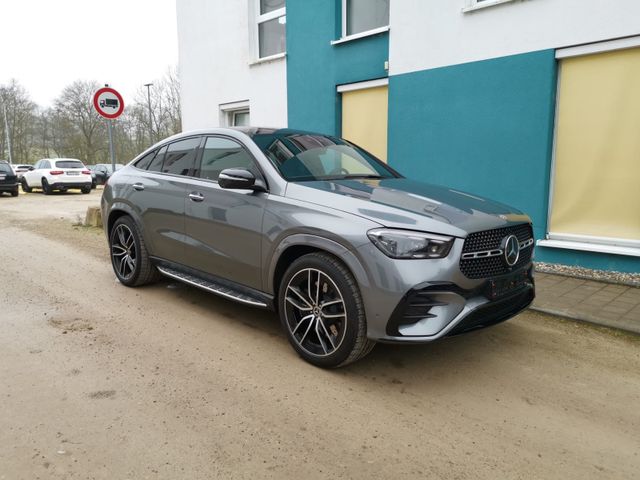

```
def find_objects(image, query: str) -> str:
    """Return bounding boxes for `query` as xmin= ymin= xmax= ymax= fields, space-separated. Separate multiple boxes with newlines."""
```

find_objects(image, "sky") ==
xmin=0 ymin=0 xmax=178 ymax=108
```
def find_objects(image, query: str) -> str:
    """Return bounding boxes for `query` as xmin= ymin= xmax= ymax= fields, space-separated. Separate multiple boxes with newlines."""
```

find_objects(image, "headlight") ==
xmin=367 ymin=228 xmax=454 ymax=259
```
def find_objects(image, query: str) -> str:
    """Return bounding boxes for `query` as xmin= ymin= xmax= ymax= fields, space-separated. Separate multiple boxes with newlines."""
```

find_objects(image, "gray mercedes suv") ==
xmin=102 ymin=128 xmax=535 ymax=368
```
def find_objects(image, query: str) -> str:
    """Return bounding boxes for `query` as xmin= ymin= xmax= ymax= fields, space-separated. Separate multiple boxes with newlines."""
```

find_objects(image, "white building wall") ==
xmin=176 ymin=0 xmax=287 ymax=131
xmin=390 ymin=0 xmax=640 ymax=76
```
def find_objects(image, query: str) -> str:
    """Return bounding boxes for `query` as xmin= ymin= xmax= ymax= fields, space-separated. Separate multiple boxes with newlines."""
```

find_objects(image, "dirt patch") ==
xmin=48 ymin=316 xmax=94 ymax=333
xmin=88 ymin=390 xmax=116 ymax=399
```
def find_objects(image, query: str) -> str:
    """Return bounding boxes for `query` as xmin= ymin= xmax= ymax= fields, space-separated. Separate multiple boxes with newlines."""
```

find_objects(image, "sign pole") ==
xmin=3 ymin=105 xmax=13 ymax=165
xmin=107 ymin=119 xmax=116 ymax=172
xmin=93 ymin=84 xmax=125 ymax=173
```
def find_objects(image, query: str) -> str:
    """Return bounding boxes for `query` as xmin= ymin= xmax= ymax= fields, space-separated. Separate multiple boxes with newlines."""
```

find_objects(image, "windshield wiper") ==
xmin=339 ymin=174 xmax=384 ymax=179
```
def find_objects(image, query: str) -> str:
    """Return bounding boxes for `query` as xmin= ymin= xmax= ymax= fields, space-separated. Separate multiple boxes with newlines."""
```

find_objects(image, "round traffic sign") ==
xmin=93 ymin=87 xmax=125 ymax=119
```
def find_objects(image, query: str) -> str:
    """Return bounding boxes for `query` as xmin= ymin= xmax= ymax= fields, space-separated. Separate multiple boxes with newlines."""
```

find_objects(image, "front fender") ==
xmin=264 ymin=233 xmax=373 ymax=296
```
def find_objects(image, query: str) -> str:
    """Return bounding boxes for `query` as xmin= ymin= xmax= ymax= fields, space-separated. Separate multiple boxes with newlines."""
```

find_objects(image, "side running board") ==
xmin=157 ymin=266 xmax=268 ymax=308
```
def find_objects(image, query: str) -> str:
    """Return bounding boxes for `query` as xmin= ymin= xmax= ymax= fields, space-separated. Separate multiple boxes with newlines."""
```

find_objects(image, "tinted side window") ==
xmin=134 ymin=151 xmax=156 ymax=170
xmin=42 ymin=160 xmax=51 ymax=169
xmin=147 ymin=146 xmax=167 ymax=172
xmin=197 ymin=137 xmax=257 ymax=181
xmin=162 ymin=138 xmax=200 ymax=176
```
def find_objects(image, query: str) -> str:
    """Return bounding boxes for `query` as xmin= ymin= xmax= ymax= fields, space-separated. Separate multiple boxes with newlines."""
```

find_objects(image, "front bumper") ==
xmin=378 ymin=270 xmax=534 ymax=343
xmin=354 ymin=236 xmax=535 ymax=342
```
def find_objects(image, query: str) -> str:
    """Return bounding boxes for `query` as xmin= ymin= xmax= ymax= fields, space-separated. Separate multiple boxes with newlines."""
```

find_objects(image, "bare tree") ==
xmin=51 ymin=80 xmax=108 ymax=163
xmin=0 ymin=79 xmax=38 ymax=163
xmin=135 ymin=67 xmax=182 ymax=145
xmin=0 ymin=66 xmax=182 ymax=165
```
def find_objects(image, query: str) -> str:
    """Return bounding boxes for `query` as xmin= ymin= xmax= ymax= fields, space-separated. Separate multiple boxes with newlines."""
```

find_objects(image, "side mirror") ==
xmin=218 ymin=168 xmax=265 ymax=191
xmin=29 ymin=166 xmax=35 ymax=171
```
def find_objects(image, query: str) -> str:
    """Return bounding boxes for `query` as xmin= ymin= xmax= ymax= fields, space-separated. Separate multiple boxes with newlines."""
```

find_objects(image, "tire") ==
xmin=11 ymin=188 xmax=18 ymax=197
xmin=109 ymin=216 xmax=160 ymax=287
xmin=21 ymin=178 xmax=32 ymax=193
xmin=278 ymin=252 xmax=375 ymax=368
xmin=42 ymin=178 xmax=52 ymax=195
xmin=81 ymin=186 xmax=91 ymax=194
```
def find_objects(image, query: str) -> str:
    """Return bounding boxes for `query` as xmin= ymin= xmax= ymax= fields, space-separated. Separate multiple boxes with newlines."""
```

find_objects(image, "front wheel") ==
xmin=109 ymin=216 xmax=160 ymax=287
xmin=11 ymin=188 xmax=18 ymax=197
xmin=278 ymin=252 xmax=374 ymax=368
xmin=21 ymin=178 xmax=32 ymax=193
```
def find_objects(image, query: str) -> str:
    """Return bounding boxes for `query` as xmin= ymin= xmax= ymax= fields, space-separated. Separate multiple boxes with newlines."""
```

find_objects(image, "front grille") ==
xmin=459 ymin=224 xmax=533 ymax=279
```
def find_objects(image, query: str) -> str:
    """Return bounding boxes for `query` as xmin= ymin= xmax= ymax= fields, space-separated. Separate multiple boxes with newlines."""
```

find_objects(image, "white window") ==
xmin=463 ymin=0 xmax=516 ymax=13
xmin=255 ymin=0 xmax=286 ymax=59
xmin=219 ymin=101 xmax=250 ymax=127
xmin=231 ymin=110 xmax=250 ymax=127
xmin=342 ymin=0 xmax=389 ymax=38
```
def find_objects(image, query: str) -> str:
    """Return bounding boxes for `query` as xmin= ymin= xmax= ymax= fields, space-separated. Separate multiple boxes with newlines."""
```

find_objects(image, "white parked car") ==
xmin=10 ymin=164 xmax=33 ymax=179
xmin=21 ymin=158 xmax=92 ymax=194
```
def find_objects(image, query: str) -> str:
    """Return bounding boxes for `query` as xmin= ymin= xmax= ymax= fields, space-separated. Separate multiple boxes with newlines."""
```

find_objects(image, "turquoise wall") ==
xmin=286 ymin=0 xmax=388 ymax=135
xmin=387 ymin=49 xmax=640 ymax=272
xmin=388 ymin=50 xmax=557 ymax=241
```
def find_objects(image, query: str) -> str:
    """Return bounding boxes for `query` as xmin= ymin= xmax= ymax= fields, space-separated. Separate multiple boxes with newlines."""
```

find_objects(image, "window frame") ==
xmin=231 ymin=109 xmax=251 ymax=127
xmin=219 ymin=100 xmax=251 ymax=127
xmin=334 ymin=0 xmax=390 ymax=44
xmin=253 ymin=0 xmax=287 ymax=61
xmin=462 ymin=0 xmax=516 ymax=14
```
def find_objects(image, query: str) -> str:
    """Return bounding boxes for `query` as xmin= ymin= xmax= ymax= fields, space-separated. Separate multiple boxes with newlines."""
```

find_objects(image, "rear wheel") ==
xmin=21 ymin=178 xmax=32 ymax=193
xmin=81 ymin=186 xmax=91 ymax=194
xmin=109 ymin=216 xmax=160 ymax=287
xmin=42 ymin=178 xmax=52 ymax=195
xmin=278 ymin=252 xmax=374 ymax=368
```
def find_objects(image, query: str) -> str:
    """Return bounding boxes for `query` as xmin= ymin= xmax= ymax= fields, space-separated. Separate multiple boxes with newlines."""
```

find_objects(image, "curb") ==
xmin=529 ymin=306 xmax=640 ymax=336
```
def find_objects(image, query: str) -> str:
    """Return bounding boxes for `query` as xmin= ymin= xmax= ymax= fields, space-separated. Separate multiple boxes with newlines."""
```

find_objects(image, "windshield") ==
xmin=251 ymin=131 xmax=397 ymax=182
xmin=0 ymin=163 xmax=13 ymax=173
xmin=55 ymin=160 xmax=84 ymax=169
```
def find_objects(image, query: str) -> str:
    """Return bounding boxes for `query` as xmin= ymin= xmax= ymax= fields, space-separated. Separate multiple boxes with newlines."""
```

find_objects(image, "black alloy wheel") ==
xmin=278 ymin=252 xmax=374 ymax=368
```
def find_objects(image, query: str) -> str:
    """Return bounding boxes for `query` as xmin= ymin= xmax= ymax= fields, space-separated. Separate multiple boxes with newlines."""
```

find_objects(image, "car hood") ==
xmin=285 ymin=178 xmax=530 ymax=237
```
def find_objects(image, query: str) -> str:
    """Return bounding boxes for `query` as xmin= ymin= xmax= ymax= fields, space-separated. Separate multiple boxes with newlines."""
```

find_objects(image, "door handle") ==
xmin=188 ymin=192 xmax=204 ymax=202
xmin=132 ymin=183 xmax=145 ymax=191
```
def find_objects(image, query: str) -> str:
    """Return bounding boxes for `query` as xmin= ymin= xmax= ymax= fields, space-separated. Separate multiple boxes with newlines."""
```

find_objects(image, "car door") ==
xmin=28 ymin=160 xmax=50 ymax=187
xmin=127 ymin=137 xmax=202 ymax=264
xmin=183 ymin=136 xmax=267 ymax=290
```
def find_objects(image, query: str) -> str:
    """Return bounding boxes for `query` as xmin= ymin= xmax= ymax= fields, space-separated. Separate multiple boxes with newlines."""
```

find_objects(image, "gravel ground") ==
xmin=535 ymin=262 xmax=640 ymax=288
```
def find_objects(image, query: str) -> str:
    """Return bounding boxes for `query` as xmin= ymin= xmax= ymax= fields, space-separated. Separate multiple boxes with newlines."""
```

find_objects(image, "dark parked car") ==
xmin=88 ymin=163 xmax=124 ymax=188
xmin=0 ymin=161 xmax=19 ymax=197
xmin=102 ymin=128 xmax=535 ymax=368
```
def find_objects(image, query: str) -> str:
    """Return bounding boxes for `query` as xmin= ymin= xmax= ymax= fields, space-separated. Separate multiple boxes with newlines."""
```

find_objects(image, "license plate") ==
xmin=66 ymin=171 xmax=79 ymax=176
xmin=487 ymin=271 xmax=528 ymax=300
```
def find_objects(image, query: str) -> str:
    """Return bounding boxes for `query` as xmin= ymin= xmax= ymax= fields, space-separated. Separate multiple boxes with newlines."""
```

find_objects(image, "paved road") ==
xmin=1 ymin=192 xmax=639 ymax=479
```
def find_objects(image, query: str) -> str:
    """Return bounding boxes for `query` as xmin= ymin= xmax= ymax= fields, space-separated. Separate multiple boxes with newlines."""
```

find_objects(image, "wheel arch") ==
xmin=106 ymin=203 xmax=144 ymax=239
xmin=267 ymin=234 xmax=372 ymax=305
